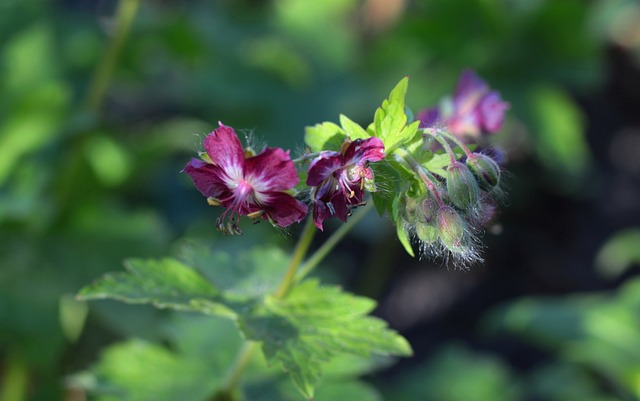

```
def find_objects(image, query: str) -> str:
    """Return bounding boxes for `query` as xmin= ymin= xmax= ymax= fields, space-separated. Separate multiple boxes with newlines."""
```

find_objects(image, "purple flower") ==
xmin=182 ymin=122 xmax=307 ymax=233
xmin=418 ymin=70 xmax=509 ymax=138
xmin=306 ymin=137 xmax=385 ymax=230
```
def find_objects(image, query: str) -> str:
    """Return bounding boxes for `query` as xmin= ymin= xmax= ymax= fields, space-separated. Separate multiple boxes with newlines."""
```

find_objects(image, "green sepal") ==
xmin=239 ymin=279 xmax=412 ymax=399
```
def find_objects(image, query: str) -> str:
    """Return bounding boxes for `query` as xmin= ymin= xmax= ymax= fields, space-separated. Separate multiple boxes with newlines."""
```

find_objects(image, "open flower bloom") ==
xmin=182 ymin=123 xmax=307 ymax=234
xmin=306 ymin=137 xmax=385 ymax=230
xmin=417 ymin=69 xmax=509 ymax=138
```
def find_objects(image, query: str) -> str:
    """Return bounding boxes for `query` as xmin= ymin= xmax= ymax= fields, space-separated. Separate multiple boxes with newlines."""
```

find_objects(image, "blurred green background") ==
xmin=1 ymin=0 xmax=640 ymax=400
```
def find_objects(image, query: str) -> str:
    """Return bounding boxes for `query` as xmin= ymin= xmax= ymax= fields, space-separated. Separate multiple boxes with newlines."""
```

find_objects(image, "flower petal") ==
xmin=244 ymin=147 xmax=299 ymax=192
xmin=311 ymin=181 xmax=349 ymax=230
xmin=479 ymin=92 xmax=509 ymax=133
xmin=341 ymin=137 xmax=385 ymax=166
xmin=306 ymin=151 xmax=342 ymax=186
xmin=454 ymin=69 xmax=488 ymax=101
xmin=181 ymin=158 xmax=231 ymax=199
xmin=417 ymin=107 xmax=440 ymax=129
xmin=260 ymin=192 xmax=308 ymax=227
xmin=203 ymin=123 xmax=245 ymax=174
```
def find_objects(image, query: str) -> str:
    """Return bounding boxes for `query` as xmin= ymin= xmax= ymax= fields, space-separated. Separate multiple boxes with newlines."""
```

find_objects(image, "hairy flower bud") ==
xmin=446 ymin=161 xmax=479 ymax=210
xmin=466 ymin=153 xmax=500 ymax=190
xmin=416 ymin=221 xmax=438 ymax=244
xmin=421 ymin=196 xmax=438 ymax=223
xmin=436 ymin=206 xmax=468 ymax=253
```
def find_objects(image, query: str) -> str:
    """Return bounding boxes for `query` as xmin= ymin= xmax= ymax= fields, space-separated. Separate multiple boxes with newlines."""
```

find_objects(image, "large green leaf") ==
xmin=385 ymin=345 xmax=521 ymax=401
xmin=239 ymin=279 xmax=412 ymax=399
xmin=181 ymin=244 xmax=290 ymax=300
xmin=485 ymin=277 xmax=640 ymax=398
xmin=70 ymin=315 xmax=244 ymax=401
xmin=77 ymin=258 xmax=237 ymax=318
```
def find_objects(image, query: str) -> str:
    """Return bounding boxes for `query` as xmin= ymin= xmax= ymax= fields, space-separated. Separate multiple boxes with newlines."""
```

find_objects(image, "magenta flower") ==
xmin=182 ymin=123 xmax=307 ymax=234
xmin=417 ymin=69 xmax=509 ymax=138
xmin=306 ymin=137 xmax=385 ymax=230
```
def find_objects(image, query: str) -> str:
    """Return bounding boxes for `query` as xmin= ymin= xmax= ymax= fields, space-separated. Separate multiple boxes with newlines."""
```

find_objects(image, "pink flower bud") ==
xmin=436 ymin=206 xmax=467 ymax=253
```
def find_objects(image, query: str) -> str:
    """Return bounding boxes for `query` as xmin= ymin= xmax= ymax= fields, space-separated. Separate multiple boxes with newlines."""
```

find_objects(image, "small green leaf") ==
xmin=304 ymin=122 xmax=346 ymax=152
xmin=339 ymin=114 xmax=370 ymax=140
xmin=77 ymin=258 xmax=236 ymax=318
xmin=239 ymin=279 xmax=412 ymax=399
xmin=392 ymin=194 xmax=415 ymax=257
xmin=423 ymin=150 xmax=463 ymax=178
xmin=372 ymin=77 xmax=416 ymax=152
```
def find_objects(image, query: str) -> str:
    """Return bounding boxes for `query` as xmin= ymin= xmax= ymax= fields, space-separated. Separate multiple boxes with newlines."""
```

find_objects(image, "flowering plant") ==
xmin=77 ymin=72 xmax=509 ymax=400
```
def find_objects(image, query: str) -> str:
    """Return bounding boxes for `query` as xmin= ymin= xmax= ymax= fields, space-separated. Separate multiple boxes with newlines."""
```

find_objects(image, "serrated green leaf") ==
xmin=77 ymin=258 xmax=237 ymax=318
xmin=423 ymin=152 xmax=452 ymax=177
xmin=181 ymin=244 xmax=290 ymax=300
xmin=373 ymin=77 xmax=413 ymax=152
xmin=239 ymin=279 xmax=412 ymax=399
xmin=339 ymin=114 xmax=370 ymax=140
xmin=370 ymin=159 xmax=416 ymax=217
xmin=304 ymin=122 xmax=346 ymax=152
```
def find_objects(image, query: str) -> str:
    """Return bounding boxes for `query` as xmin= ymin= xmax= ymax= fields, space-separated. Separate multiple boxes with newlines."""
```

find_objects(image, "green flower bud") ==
xmin=446 ymin=161 xmax=479 ymax=210
xmin=403 ymin=196 xmax=420 ymax=222
xmin=416 ymin=221 xmax=438 ymax=244
xmin=420 ymin=196 xmax=438 ymax=223
xmin=466 ymin=153 xmax=500 ymax=190
xmin=436 ymin=206 xmax=467 ymax=253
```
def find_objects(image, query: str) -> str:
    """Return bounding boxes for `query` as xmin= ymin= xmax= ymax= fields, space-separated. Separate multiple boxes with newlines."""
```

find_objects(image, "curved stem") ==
xmin=422 ymin=128 xmax=458 ymax=163
xmin=292 ymin=152 xmax=321 ymax=165
xmin=430 ymin=128 xmax=475 ymax=158
xmin=296 ymin=202 xmax=373 ymax=282
xmin=218 ymin=342 xmax=258 ymax=398
xmin=86 ymin=0 xmax=140 ymax=112
xmin=394 ymin=148 xmax=445 ymax=207
xmin=218 ymin=218 xmax=316 ymax=398
xmin=274 ymin=216 xmax=317 ymax=298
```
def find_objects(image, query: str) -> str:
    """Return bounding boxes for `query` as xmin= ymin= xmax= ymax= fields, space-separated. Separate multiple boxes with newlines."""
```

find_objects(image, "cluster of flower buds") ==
xmin=181 ymin=69 xmax=509 ymax=267
xmin=397 ymin=71 xmax=509 ymax=266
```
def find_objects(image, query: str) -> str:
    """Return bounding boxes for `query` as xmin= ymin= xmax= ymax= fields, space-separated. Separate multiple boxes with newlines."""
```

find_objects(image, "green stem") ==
xmin=428 ymin=128 xmax=474 ymax=158
xmin=296 ymin=202 xmax=373 ymax=282
xmin=86 ymin=0 xmax=140 ymax=112
xmin=218 ymin=342 xmax=258 ymax=399
xmin=394 ymin=148 xmax=445 ymax=207
xmin=1 ymin=351 xmax=28 ymax=401
xmin=422 ymin=128 xmax=458 ymax=163
xmin=274 ymin=216 xmax=317 ymax=298
xmin=218 ymin=218 xmax=317 ymax=398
